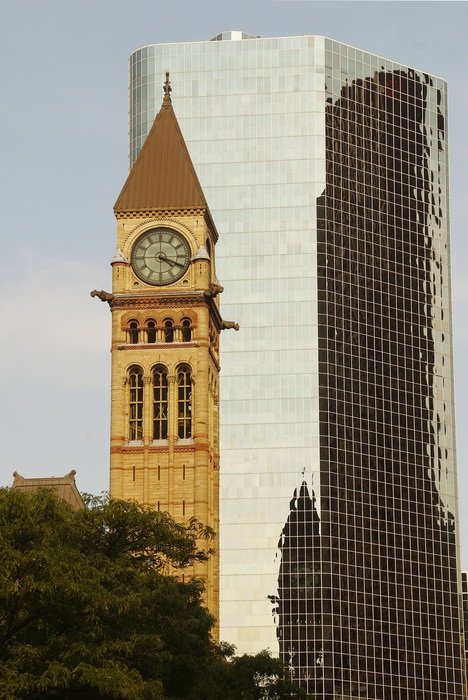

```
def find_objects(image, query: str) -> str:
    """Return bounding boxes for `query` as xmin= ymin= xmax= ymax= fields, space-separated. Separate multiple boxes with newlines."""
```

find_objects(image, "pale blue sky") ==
xmin=1 ymin=0 xmax=467 ymax=558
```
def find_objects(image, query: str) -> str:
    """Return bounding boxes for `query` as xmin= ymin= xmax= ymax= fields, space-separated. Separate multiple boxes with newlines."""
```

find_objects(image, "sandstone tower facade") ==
xmin=102 ymin=76 xmax=227 ymax=628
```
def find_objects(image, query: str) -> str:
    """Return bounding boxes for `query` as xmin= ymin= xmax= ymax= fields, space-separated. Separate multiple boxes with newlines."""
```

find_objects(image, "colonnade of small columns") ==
xmin=126 ymin=318 xmax=192 ymax=344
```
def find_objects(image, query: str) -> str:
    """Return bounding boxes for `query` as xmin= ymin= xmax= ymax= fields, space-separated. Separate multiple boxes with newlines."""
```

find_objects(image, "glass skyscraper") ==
xmin=128 ymin=33 xmax=464 ymax=697
xmin=462 ymin=572 xmax=468 ymax=660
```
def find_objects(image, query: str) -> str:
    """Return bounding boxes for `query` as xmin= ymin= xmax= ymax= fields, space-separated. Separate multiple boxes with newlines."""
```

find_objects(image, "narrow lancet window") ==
xmin=177 ymin=364 xmax=192 ymax=439
xmin=147 ymin=319 xmax=157 ymax=343
xmin=153 ymin=365 xmax=168 ymax=440
xmin=128 ymin=320 xmax=139 ymax=344
xmin=164 ymin=319 xmax=174 ymax=343
xmin=181 ymin=318 xmax=192 ymax=342
xmin=128 ymin=366 xmax=143 ymax=441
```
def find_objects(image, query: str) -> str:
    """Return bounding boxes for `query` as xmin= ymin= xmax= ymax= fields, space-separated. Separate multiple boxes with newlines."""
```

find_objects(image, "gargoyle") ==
xmin=90 ymin=289 xmax=114 ymax=302
xmin=204 ymin=282 xmax=225 ymax=299
xmin=221 ymin=320 xmax=240 ymax=331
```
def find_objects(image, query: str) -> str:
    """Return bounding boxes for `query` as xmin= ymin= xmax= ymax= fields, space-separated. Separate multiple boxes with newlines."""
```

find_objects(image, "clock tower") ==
xmin=94 ymin=75 xmax=234 ymax=632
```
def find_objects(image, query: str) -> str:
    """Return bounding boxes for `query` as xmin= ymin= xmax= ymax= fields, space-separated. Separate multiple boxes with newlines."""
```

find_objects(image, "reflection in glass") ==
xmin=271 ymin=67 xmax=462 ymax=698
xmin=129 ymin=35 xmax=462 ymax=699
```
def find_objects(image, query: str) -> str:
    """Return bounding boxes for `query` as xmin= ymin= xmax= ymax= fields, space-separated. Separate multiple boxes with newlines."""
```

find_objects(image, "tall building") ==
xmin=127 ymin=34 xmax=464 ymax=697
xmin=462 ymin=572 xmax=468 ymax=659
xmin=103 ymin=76 xmax=230 ymax=628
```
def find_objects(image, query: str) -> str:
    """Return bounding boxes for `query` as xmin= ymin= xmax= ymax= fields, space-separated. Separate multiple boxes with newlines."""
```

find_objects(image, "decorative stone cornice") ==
xmin=173 ymin=444 xmax=196 ymax=453
xmin=115 ymin=207 xmax=206 ymax=221
xmin=124 ymin=444 xmax=195 ymax=454
xmin=117 ymin=342 xmax=199 ymax=351
xmin=110 ymin=292 xmax=212 ymax=311
xmin=120 ymin=441 xmax=195 ymax=454
xmin=121 ymin=216 xmax=204 ymax=249
xmin=117 ymin=210 xmax=218 ymax=242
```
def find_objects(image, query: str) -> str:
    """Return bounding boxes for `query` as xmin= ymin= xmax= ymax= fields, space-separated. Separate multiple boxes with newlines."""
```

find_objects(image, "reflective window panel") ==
xmin=128 ymin=34 xmax=463 ymax=698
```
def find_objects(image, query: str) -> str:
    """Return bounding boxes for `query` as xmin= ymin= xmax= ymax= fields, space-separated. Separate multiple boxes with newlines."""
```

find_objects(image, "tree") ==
xmin=0 ymin=489 xmax=305 ymax=700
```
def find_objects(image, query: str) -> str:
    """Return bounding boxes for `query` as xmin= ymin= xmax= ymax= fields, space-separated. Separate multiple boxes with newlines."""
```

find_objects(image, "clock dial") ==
xmin=131 ymin=228 xmax=191 ymax=285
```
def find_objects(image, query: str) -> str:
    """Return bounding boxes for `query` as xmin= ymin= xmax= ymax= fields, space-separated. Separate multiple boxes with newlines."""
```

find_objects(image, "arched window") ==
xmin=128 ymin=320 xmax=139 ymax=344
xmin=152 ymin=365 xmax=168 ymax=440
xmin=146 ymin=319 xmax=157 ymax=344
xmin=128 ymin=366 xmax=143 ymax=441
xmin=177 ymin=364 xmax=192 ymax=439
xmin=164 ymin=319 xmax=174 ymax=343
xmin=181 ymin=318 xmax=192 ymax=342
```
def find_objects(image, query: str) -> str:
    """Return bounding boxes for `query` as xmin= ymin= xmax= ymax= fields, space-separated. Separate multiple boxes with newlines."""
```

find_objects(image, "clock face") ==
xmin=131 ymin=228 xmax=191 ymax=286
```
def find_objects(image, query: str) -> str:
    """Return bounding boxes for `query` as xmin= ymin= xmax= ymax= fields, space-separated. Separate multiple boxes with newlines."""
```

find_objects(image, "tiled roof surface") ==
xmin=114 ymin=93 xmax=207 ymax=214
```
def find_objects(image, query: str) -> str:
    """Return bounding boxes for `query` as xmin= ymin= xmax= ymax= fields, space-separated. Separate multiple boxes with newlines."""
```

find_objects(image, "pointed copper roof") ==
xmin=114 ymin=73 xmax=208 ymax=215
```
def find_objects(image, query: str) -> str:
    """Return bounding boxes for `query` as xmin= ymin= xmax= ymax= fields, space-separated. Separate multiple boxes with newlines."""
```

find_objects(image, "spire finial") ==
xmin=163 ymin=71 xmax=172 ymax=105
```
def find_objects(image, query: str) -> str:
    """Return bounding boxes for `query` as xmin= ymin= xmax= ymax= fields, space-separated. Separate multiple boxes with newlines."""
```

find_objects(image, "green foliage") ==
xmin=0 ymin=488 xmax=305 ymax=699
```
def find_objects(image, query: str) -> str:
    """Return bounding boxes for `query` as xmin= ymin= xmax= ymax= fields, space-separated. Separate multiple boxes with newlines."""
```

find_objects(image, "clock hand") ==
xmin=152 ymin=251 xmax=185 ymax=271
xmin=167 ymin=259 xmax=185 ymax=268
xmin=154 ymin=252 xmax=184 ymax=267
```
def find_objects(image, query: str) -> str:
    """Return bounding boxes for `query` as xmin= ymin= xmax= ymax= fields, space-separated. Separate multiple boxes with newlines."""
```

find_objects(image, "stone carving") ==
xmin=90 ymin=289 xmax=114 ymax=302
xmin=204 ymin=282 xmax=224 ymax=299
xmin=221 ymin=320 xmax=240 ymax=331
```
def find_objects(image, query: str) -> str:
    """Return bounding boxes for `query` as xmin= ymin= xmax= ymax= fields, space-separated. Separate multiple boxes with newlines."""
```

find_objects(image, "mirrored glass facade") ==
xmin=129 ymin=34 xmax=464 ymax=698
xmin=462 ymin=572 xmax=468 ymax=660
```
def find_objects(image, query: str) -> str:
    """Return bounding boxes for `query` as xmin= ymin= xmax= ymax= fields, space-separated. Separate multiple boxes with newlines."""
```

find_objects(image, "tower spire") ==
xmin=114 ymin=72 xmax=210 ymax=215
xmin=163 ymin=71 xmax=172 ymax=106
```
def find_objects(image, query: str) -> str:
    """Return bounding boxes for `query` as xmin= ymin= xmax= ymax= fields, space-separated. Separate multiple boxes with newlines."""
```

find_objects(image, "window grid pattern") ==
xmin=278 ymin=58 xmax=460 ymax=698
xmin=462 ymin=572 xmax=468 ymax=659
xmin=128 ymin=35 xmax=461 ymax=699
